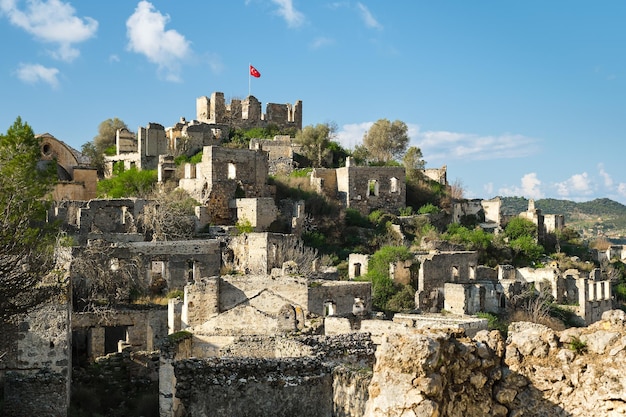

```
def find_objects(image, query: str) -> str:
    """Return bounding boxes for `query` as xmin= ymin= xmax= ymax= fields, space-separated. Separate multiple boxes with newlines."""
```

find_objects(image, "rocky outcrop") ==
xmin=364 ymin=310 xmax=626 ymax=417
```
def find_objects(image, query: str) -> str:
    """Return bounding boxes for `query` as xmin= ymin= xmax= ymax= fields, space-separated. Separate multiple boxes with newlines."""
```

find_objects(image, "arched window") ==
xmin=228 ymin=163 xmax=236 ymax=179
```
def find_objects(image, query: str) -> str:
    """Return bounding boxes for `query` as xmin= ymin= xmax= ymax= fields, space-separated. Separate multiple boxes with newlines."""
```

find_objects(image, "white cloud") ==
xmin=335 ymin=121 xmax=373 ymax=150
xmin=15 ymin=63 xmax=59 ymax=88
xmin=598 ymin=163 xmax=613 ymax=188
xmin=356 ymin=2 xmax=382 ymax=30
xmin=484 ymin=182 xmax=493 ymax=196
xmin=108 ymin=54 xmax=120 ymax=63
xmin=310 ymin=36 xmax=334 ymax=49
xmin=411 ymin=128 xmax=539 ymax=162
xmin=337 ymin=120 xmax=540 ymax=163
xmin=126 ymin=1 xmax=191 ymax=82
xmin=499 ymin=173 xmax=544 ymax=200
xmin=618 ymin=183 xmax=626 ymax=198
xmin=554 ymin=172 xmax=593 ymax=198
xmin=0 ymin=0 xmax=97 ymax=62
xmin=270 ymin=0 xmax=304 ymax=28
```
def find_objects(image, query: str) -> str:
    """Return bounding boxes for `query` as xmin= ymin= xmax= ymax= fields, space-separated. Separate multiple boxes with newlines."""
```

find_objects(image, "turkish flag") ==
xmin=250 ymin=65 xmax=261 ymax=78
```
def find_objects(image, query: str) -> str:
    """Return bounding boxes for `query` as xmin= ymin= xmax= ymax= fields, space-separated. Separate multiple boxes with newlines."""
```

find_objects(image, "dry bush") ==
xmin=509 ymin=310 xmax=565 ymax=331
xmin=139 ymin=189 xmax=197 ymax=241
xmin=590 ymin=236 xmax=612 ymax=251
xmin=71 ymin=240 xmax=143 ymax=317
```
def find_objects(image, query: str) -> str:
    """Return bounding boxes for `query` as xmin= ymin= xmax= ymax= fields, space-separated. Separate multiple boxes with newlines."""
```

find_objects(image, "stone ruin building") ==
xmin=178 ymin=145 xmax=277 ymax=228
xmin=346 ymin=245 xmax=613 ymax=326
xmin=37 ymin=133 xmax=98 ymax=201
xmin=104 ymin=91 xmax=302 ymax=179
xmin=519 ymin=198 xmax=565 ymax=241
xmin=4 ymin=93 xmax=624 ymax=416
xmin=196 ymin=91 xmax=302 ymax=132
xmin=311 ymin=156 xmax=407 ymax=216
xmin=249 ymin=135 xmax=303 ymax=175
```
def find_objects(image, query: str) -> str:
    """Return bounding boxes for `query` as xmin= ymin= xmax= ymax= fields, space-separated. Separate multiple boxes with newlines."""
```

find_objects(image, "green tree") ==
xmin=350 ymin=144 xmax=370 ymax=165
xmin=403 ymin=146 xmax=425 ymax=180
xmin=360 ymin=245 xmax=413 ymax=311
xmin=81 ymin=117 xmax=128 ymax=177
xmin=295 ymin=123 xmax=336 ymax=167
xmin=362 ymin=119 xmax=409 ymax=164
xmin=97 ymin=166 xmax=157 ymax=198
xmin=510 ymin=235 xmax=544 ymax=265
xmin=505 ymin=217 xmax=537 ymax=240
xmin=0 ymin=117 xmax=60 ymax=322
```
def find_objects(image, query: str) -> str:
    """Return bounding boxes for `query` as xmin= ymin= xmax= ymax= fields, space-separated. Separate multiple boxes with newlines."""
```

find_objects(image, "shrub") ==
xmin=417 ymin=203 xmax=439 ymax=214
xmin=568 ymin=336 xmax=587 ymax=354
xmin=476 ymin=312 xmax=508 ymax=336
xmin=302 ymin=231 xmax=326 ymax=248
xmin=399 ymin=206 xmax=414 ymax=216
xmin=235 ymin=218 xmax=254 ymax=234
xmin=345 ymin=208 xmax=371 ymax=228
xmin=289 ymin=168 xmax=312 ymax=178
xmin=386 ymin=285 xmax=416 ymax=312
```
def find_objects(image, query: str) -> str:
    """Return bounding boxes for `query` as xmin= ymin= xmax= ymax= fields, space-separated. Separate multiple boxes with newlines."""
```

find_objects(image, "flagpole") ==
xmin=248 ymin=62 xmax=251 ymax=97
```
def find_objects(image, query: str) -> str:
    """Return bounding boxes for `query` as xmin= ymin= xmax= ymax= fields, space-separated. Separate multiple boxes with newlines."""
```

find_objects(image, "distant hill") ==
xmin=499 ymin=197 xmax=626 ymax=241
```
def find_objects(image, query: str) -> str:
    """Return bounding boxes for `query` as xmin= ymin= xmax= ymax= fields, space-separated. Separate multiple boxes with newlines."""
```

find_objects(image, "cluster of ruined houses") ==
xmin=1 ymin=92 xmax=622 ymax=416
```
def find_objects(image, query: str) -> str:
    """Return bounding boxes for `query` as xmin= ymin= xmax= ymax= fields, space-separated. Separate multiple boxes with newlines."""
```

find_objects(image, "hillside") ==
xmin=499 ymin=196 xmax=626 ymax=241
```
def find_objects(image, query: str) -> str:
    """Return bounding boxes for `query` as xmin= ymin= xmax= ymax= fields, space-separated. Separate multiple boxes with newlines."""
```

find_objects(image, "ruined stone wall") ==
xmin=336 ymin=165 xmax=406 ymax=215
xmin=421 ymin=165 xmax=447 ymax=185
xmin=416 ymin=251 xmax=479 ymax=312
xmin=1 ymin=295 xmax=72 ymax=417
xmin=75 ymin=198 xmax=147 ymax=243
xmin=232 ymin=197 xmax=278 ymax=231
xmin=249 ymin=136 xmax=295 ymax=175
xmin=116 ymin=128 xmax=137 ymax=153
xmin=168 ymin=334 xmax=374 ymax=417
xmin=196 ymin=92 xmax=302 ymax=131
xmin=348 ymin=253 xmax=370 ymax=279
xmin=203 ymin=145 xmax=269 ymax=190
xmin=481 ymin=197 xmax=502 ymax=224
xmin=544 ymin=213 xmax=565 ymax=233
xmin=310 ymin=167 xmax=338 ymax=197
xmin=121 ymin=239 xmax=221 ymax=290
xmin=443 ymin=281 xmax=505 ymax=315
xmin=220 ymin=274 xmax=309 ymax=312
xmin=307 ymin=281 xmax=372 ymax=317
xmin=451 ymin=199 xmax=484 ymax=224
xmin=52 ymin=176 xmax=97 ymax=201
xmin=3 ymin=370 xmax=68 ymax=417
xmin=174 ymin=357 xmax=333 ymax=417
xmin=372 ymin=311 xmax=626 ymax=417
xmin=229 ymin=232 xmax=303 ymax=274
xmin=182 ymin=278 xmax=220 ymax=329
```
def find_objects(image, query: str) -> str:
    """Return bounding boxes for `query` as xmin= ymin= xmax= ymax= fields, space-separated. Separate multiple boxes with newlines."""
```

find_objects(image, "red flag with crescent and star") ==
xmin=250 ymin=65 xmax=261 ymax=78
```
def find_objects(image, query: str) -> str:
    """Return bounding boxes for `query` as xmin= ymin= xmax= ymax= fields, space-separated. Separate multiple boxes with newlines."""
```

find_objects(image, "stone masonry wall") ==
xmin=3 ymin=369 xmax=68 ymax=417
xmin=416 ymin=251 xmax=479 ymax=312
xmin=336 ymin=165 xmax=406 ymax=215
xmin=174 ymin=357 xmax=333 ymax=417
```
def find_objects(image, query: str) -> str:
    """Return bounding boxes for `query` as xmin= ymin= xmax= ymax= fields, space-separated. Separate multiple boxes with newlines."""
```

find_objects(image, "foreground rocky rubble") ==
xmin=365 ymin=310 xmax=626 ymax=417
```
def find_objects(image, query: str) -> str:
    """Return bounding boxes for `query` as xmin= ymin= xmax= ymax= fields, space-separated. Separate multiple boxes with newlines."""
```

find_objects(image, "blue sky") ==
xmin=1 ymin=1 xmax=625 ymax=204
